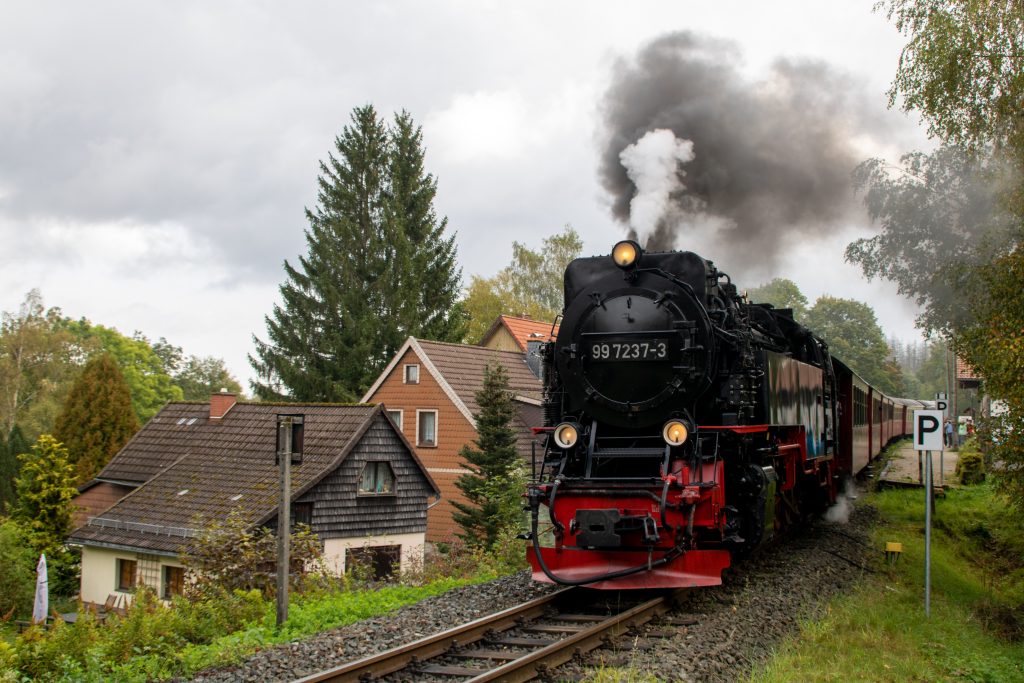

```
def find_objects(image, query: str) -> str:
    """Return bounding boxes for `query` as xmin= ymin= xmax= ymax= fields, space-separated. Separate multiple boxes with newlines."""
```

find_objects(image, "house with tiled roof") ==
xmin=361 ymin=337 xmax=543 ymax=542
xmin=69 ymin=394 xmax=439 ymax=605
xmin=480 ymin=314 xmax=558 ymax=353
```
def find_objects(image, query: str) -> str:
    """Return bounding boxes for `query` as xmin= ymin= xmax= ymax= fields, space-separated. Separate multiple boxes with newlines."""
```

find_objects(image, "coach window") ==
xmin=417 ymin=409 xmax=438 ymax=447
xmin=404 ymin=364 xmax=420 ymax=384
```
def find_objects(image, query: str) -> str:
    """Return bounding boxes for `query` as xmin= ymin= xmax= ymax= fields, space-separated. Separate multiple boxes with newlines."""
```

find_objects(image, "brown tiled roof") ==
xmin=69 ymin=402 xmax=427 ymax=555
xmin=956 ymin=357 xmax=979 ymax=380
xmin=95 ymin=417 xmax=185 ymax=484
xmin=415 ymin=339 xmax=542 ymax=413
xmin=481 ymin=315 xmax=559 ymax=352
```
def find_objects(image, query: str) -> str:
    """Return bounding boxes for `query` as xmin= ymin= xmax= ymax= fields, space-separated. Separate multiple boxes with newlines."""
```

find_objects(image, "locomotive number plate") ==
xmin=588 ymin=339 xmax=669 ymax=362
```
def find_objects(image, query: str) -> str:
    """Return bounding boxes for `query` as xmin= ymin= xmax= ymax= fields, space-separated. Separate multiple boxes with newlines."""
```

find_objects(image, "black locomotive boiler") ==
xmin=525 ymin=240 xmax=904 ymax=589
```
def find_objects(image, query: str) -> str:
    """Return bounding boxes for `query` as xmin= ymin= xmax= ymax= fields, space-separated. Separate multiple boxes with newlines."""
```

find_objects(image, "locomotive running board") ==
xmin=528 ymin=546 xmax=730 ymax=590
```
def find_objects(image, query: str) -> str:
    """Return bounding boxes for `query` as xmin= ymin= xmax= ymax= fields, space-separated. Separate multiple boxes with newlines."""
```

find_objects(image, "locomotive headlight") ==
xmin=662 ymin=420 xmax=689 ymax=446
xmin=612 ymin=240 xmax=642 ymax=269
xmin=553 ymin=422 xmax=579 ymax=449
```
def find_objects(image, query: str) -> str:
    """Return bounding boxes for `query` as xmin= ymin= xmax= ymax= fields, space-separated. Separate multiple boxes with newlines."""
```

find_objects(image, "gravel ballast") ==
xmin=187 ymin=502 xmax=877 ymax=682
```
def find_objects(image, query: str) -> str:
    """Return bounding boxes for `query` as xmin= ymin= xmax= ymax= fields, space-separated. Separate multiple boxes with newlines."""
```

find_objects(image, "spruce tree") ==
xmin=54 ymin=353 xmax=139 ymax=484
xmin=452 ymin=364 xmax=522 ymax=549
xmin=250 ymin=105 xmax=464 ymax=401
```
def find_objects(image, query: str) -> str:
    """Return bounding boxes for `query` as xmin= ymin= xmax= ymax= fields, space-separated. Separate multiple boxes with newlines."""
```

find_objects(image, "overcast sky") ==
xmin=0 ymin=1 xmax=932 ymax=391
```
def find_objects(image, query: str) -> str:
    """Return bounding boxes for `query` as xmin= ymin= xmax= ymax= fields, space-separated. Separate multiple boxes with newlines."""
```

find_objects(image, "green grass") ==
xmin=3 ymin=573 xmax=496 ymax=682
xmin=749 ymin=480 xmax=1024 ymax=683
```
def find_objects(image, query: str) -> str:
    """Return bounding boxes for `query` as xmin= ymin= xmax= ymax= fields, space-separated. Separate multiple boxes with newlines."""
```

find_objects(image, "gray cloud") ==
xmin=599 ymin=31 xmax=903 ymax=269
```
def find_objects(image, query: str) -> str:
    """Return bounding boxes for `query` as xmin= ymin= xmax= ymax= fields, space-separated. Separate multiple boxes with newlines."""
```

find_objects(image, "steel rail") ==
xmin=293 ymin=588 xmax=574 ymax=683
xmin=464 ymin=592 xmax=674 ymax=682
xmin=295 ymin=588 xmax=679 ymax=683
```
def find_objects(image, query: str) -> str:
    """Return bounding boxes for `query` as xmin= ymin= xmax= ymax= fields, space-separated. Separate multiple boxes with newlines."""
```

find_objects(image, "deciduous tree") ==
xmin=62 ymin=321 xmax=183 ymax=423
xmin=250 ymin=105 xmax=464 ymax=401
xmin=54 ymin=354 xmax=139 ymax=484
xmin=805 ymin=296 xmax=905 ymax=396
xmin=452 ymin=365 xmax=524 ymax=549
xmin=956 ymin=249 xmax=1024 ymax=505
xmin=0 ymin=291 xmax=76 ymax=441
xmin=462 ymin=225 xmax=582 ymax=343
xmin=882 ymin=0 xmax=1024 ymax=159
xmin=746 ymin=277 xmax=810 ymax=320
xmin=847 ymin=145 xmax=1017 ymax=334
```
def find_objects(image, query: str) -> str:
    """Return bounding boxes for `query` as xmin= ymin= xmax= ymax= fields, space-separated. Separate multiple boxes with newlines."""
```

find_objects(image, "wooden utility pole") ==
xmin=275 ymin=414 xmax=303 ymax=627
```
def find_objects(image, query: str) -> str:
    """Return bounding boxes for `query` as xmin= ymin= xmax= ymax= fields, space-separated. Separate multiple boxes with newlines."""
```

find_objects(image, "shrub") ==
xmin=0 ymin=519 xmax=35 ymax=618
xmin=183 ymin=511 xmax=323 ymax=597
xmin=957 ymin=438 xmax=986 ymax=485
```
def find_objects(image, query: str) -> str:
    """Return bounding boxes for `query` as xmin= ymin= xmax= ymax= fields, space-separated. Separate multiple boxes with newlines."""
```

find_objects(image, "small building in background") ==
xmin=479 ymin=314 xmax=558 ymax=353
xmin=68 ymin=395 xmax=438 ymax=605
xmin=361 ymin=337 xmax=543 ymax=542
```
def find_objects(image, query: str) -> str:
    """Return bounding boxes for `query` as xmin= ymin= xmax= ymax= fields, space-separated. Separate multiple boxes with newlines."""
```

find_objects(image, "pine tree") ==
xmin=13 ymin=435 xmax=77 ymax=554
xmin=452 ymin=365 xmax=523 ymax=549
xmin=250 ymin=105 xmax=464 ymax=401
xmin=54 ymin=354 xmax=139 ymax=484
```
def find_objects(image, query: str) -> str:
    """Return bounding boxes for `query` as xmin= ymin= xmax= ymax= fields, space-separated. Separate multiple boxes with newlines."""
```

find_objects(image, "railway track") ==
xmin=294 ymin=586 xmax=697 ymax=682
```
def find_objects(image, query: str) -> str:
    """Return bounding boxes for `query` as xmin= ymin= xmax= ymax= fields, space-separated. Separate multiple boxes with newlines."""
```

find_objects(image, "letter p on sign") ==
xmin=914 ymin=409 xmax=944 ymax=451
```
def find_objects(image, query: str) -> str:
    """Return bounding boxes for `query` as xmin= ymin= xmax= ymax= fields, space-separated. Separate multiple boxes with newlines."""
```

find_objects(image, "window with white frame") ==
xmin=404 ymin=364 xmax=420 ymax=384
xmin=386 ymin=409 xmax=403 ymax=430
xmin=416 ymin=409 xmax=437 ymax=447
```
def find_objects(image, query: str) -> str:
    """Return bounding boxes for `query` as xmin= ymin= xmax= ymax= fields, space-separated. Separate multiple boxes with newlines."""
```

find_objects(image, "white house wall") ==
xmin=79 ymin=546 xmax=184 ymax=607
xmin=323 ymin=532 xmax=425 ymax=575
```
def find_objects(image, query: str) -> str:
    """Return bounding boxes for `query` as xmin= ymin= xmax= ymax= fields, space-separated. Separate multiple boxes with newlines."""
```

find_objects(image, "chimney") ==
xmin=210 ymin=390 xmax=237 ymax=420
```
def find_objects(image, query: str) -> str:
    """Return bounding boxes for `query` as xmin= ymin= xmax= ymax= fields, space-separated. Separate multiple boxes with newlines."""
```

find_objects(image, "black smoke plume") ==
xmin=600 ymin=32 xmax=889 ymax=270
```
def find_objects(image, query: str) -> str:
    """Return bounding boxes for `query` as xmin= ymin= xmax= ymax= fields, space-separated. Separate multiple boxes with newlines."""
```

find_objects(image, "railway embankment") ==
xmin=749 ymin=449 xmax=1024 ymax=682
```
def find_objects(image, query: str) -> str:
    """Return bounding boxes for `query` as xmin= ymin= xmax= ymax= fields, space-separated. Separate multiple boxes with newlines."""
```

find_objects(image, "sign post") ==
xmin=914 ymin=409 xmax=943 ymax=618
xmin=936 ymin=393 xmax=948 ymax=487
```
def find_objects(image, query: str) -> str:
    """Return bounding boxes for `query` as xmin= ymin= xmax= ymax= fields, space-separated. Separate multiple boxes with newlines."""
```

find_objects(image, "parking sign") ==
xmin=914 ymin=409 xmax=944 ymax=451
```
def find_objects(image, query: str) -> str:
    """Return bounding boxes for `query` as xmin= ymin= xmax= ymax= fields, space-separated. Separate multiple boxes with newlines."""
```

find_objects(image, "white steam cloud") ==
xmin=618 ymin=129 xmax=695 ymax=245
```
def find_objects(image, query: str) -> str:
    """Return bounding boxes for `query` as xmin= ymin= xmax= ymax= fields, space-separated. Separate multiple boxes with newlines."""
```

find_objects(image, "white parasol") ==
xmin=32 ymin=553 xmax=48 ymax=625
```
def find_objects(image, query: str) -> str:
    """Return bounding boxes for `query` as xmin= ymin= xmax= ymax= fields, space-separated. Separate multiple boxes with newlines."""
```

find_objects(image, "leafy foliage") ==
xmin=182 ymin=511 xmax=323 ymax=597
xmin=955 ymin=249 xmax=1024 ymax=505
xmin=152 ymin=338 xmax=243 ymax=400
xmin=882 ymin=0 xmax=1024 ymax=158
xmin=12 ymin=435 xmax=76 ymax=555
xmin=0 ymin=426 xmax=29 ymax=513
xmin=251 ymin=105 xmax=464 ymax=401
xmin=62 ymin=320 xmax=184 ymax=424
xmin=462 ymin=225 xmax=582 ymax=343
xmin=54 ymin=354 xmax=139 ymax=484
xmin=804 ymin=296 xmax=905 ymax=395
xmin=0 ymin=519 xmax=36 ymax=618
xmin=847 ymin=145 xmax=1018 ymax=334
xmin=452 ymin=364 xmax=525 ymax=549
xmin=746 ymin=277 xmax=809 ymax=320
xmin=0 ymin=290 xmax=76 ymax=442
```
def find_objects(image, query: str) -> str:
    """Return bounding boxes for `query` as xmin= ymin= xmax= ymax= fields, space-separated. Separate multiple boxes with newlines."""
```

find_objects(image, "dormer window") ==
xmin=359 ymin=462 xmax=395 ymax=494
xmin=404 ymin=364 xmax=420 ymax=384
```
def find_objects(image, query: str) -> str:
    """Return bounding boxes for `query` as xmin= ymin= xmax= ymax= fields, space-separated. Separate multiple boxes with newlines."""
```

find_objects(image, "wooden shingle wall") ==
xmin=296 ymin=415 xmax=433 ymax=539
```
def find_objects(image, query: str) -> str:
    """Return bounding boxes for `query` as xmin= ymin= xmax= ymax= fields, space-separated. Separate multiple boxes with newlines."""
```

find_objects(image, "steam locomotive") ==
xmin=525 ymin=241 xmax=916 ymax=589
